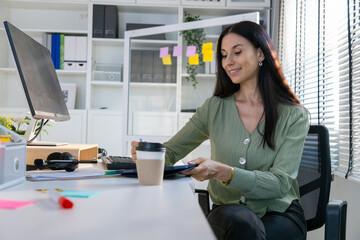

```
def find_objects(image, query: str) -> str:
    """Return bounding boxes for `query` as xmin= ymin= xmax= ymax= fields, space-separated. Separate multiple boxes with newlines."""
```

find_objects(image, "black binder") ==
xmin=104 ymin=5 xmax=118 ymax=38
xmin=93 ymin=5 xmax=105 ymax=38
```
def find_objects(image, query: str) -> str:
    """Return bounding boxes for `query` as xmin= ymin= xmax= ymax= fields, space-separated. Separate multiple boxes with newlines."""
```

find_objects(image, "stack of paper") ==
xmin=26 ymin=167 xmax=107 ymax=181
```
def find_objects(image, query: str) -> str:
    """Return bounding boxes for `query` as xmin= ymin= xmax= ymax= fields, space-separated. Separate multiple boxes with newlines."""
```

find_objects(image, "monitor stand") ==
xmin=24 ymin=118 xmax=67 ymax=146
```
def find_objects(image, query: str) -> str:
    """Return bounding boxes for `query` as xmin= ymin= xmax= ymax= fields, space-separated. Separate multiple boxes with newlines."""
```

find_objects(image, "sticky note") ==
xmin=162 ymin=54 xmax=172 ymax=65
xmin=189 ymin=53 xmax=199 ymax=65
xmin=173 ymin=46 xmax=182 ymax=57
xmin=159 ymin=47 xmax=169 ymax=58
xmin=186 ymin=46 xmax=196 ymax=57
xmin=202 ymin=42 xmax=213 ymax=53
xmin=60 ymin=190 xmax=101 ymax=198
xmin=0 ymin=199 xmax=36 ymax=209
xmin=203 ymin=50 xmax=214 ymax=62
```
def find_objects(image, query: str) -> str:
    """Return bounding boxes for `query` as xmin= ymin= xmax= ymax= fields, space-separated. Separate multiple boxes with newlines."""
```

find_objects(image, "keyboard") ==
xmin=101 ymin=156 xmax=136 ymax=170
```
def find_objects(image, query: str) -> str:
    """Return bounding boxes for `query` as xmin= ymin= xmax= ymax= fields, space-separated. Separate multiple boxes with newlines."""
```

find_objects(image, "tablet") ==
xmin=118 ymin=164 xmax=197 ymax=178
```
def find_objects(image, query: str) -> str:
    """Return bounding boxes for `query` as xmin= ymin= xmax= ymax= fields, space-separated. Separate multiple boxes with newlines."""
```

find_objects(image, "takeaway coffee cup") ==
xmin=135 ymin=142 xmax=166 ymax=185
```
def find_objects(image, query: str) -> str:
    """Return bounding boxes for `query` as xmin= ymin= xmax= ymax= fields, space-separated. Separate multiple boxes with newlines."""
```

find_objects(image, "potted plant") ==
xmin=180 ymin=11 xmax=207 ymax=89
xmin=0 ymin=115 xmax=52 ymax=136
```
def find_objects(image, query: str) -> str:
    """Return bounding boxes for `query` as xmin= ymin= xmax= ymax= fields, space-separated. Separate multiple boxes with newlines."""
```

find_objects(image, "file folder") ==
xmin=64 ymin=36 xmax=76 ymax=70
xmin=104 ymin=5 xmax=118 ymax=38
xmin=75 ymin=36 xmax=87 ymax=70
xmin=93 ymin=4 xmax=105 ymax=38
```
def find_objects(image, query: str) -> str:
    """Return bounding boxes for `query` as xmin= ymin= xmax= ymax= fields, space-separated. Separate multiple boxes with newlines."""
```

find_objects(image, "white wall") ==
xmin=308 ymin=175 xmax=360 ymax=240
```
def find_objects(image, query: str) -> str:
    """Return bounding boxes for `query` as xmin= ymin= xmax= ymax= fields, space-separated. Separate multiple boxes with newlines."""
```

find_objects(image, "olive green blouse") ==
xmin=164 ymin=96 xmax=309 ymax=217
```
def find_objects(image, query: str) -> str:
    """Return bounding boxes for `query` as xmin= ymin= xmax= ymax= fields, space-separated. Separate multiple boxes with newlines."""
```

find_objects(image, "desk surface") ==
xmin=0 ymin=173 xmax=215 ymax=240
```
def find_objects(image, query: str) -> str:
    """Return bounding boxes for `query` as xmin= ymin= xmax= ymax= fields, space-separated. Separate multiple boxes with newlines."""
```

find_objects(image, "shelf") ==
xmin=206 ymin=34 xmax=219 ymax=40
xmin=56 ymin=70 xmax=87 ymax=75
xmin=92 ymin=38 xmax=124 ymax=47
xmin=91 ymin=81 xmax=123 ymax=86
xmin=2 ymin=0 xmax=89 ymax=6
xmin=130 ymin=39 xmax=178 ymax=49
xmin=0 ymin=68 xmax=16 ymax=73
xmin=0 ymin=27 xmax=87 ymax=35
xmin=0 ymin=68 xmax=87 ymax=76
xmin=130 ymin=82 xmax=177 ymax=88
xmin=90 ymin=81 xmax=177 ymax=88
xmin=92 ymin=38 xmax=178 ymax=49
xmin=182 ymin=73 xmax=216 ymax=78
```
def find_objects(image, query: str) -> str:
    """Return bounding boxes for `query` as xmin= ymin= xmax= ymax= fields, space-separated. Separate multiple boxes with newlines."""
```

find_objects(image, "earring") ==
xmin=259 ymin=61 xmax=263 ymax=67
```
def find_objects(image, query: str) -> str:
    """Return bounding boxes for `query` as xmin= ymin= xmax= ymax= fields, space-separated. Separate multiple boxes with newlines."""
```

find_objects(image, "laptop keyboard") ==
xmin=101 ymin=156 xmax=136 ymax=170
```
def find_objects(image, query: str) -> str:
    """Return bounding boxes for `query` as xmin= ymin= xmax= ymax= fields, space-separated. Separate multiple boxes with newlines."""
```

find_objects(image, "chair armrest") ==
xmin=325 ymin=200 xmax=347 ymax=240
xmin=194 ymin=189 xmax=210 ymax=216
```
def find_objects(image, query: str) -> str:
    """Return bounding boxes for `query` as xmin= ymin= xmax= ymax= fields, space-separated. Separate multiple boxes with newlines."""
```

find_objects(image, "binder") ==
xmin=104 ymin=5 xmax=118 ymax=38
xmin=165 ymin=55 xmax=176 ymax=83
xmin=75 ymin=36 xmax=87 ymax=70
xmin=153 ymin=50 xmax=164 ymax=83
xmin=26 ymin=144 xmax=98 ymax=165
xmin=141 ymin=50 xmax=153 ymax=82
xmin=42 ymin=33 xmax=52 ymax=53
xmin=51 ymin=34 xmax=57 ymax=68
xmin=64 ymin=36 xmax=76 ymax=70
xmin=93 ymin=4 xmax=105 ymax=38
xmin=54 ymin=34 xmax=60 ymax=69
xmin=60 ymin=34 xmax=65 ymax=69
xmin=131 ymin=50 xmax=142 ymax=82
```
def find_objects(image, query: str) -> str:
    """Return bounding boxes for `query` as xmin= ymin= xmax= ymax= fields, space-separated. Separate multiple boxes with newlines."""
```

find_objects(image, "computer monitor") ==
xmin=4 ymin=21 xmax=70 ymax=145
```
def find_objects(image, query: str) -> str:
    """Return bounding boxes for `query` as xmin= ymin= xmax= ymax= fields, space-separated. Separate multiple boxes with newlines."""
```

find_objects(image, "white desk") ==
xmin=0 ymin=174 xmax=215 ymax=240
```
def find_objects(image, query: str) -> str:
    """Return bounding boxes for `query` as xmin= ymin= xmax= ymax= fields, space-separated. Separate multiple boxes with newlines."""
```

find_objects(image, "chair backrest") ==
xmin=297 ymin=125 xmax=332 ymax=231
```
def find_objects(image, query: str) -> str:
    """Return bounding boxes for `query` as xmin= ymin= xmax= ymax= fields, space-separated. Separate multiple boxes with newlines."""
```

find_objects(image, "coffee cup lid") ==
xmin=136 ymin=142 xmax=166 ymax=152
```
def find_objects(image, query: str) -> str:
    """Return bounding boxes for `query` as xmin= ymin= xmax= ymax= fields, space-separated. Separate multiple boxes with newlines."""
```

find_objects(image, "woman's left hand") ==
xmin=183 ymin=157 xmax=232 ymax=182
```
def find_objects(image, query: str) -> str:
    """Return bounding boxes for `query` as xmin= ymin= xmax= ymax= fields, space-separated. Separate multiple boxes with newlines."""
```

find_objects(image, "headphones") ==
xmin=26 ymin=152 xmax=79 ymax=172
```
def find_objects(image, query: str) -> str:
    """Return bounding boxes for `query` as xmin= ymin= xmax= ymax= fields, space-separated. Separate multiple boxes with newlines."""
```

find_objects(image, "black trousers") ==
xmin=207 ymin=200 xmax=307 ymax=240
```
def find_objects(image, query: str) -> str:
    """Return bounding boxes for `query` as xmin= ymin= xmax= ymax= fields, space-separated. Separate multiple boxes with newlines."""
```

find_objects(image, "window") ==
xmin=278 ymin=0 xmax=360 ymax=180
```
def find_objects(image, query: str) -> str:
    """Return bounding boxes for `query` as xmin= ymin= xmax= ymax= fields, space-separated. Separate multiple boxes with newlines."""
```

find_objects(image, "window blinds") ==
xmin=278 ymin=0 xmax=357 ymax=178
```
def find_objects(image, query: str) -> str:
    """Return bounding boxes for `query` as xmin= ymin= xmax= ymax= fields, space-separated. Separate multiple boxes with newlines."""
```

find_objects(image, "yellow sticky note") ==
xmin=202 ymin=42 xmax=213 ymax=53
xmin=162 ymin=54 xmax=172 ymax=65
xmin=189 ymin=53 xmax=199 ymax=65
xmin=203 ymin=50 xmax=213 ymax=62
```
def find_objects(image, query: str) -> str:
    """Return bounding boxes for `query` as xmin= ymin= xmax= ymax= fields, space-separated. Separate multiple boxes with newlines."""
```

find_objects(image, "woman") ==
xmin=132 ymin=21 xmax=309 ymax=240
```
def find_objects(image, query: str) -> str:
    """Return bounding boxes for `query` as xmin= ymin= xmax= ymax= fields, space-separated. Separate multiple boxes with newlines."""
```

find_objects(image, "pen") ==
xmin=104 ymin=169 xmax=135 ymax=175
xmin=48 ymin=189 xmax=74 ymax=209
xmin=104 ymin=170 xmax=124 ymax=175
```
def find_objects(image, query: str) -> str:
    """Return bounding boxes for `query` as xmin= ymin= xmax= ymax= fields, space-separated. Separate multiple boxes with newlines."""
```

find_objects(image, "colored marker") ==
xmin=104 ymin=169 xmax=135 ymax=176
xmin=48 ymin=189 xmax=73 ymax=209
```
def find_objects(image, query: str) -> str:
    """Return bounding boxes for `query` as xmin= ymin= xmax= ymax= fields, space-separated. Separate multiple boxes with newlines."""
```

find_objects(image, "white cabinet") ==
xmin=40 ymin=110 xmax=87 ymax=144
xmin=0 ymin=0 xmax=272 ymax=155
xmin=87 ymin=110 xmax=123 ymax=155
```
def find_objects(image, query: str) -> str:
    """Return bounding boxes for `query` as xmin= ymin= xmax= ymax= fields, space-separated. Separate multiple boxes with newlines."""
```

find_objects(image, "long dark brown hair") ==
xmin=214 ymin=21 xmax=300 ymax=149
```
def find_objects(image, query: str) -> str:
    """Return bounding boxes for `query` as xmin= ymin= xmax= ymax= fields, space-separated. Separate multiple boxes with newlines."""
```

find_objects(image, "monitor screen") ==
xmin=4 ymin=21 xmax=70 ymax=122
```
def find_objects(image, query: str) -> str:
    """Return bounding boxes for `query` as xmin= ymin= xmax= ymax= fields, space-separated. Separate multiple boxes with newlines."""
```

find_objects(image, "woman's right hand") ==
xmin=131 ymin=141 xmax=139 ymax=162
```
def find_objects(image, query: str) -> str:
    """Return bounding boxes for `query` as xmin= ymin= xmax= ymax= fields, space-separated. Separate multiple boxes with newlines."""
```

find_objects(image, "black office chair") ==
xmin=195 ymin=125 xmax=347 ymax=240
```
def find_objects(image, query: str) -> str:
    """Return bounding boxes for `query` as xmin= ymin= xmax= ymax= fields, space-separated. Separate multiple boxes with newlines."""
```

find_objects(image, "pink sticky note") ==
xmin=159 ymin=47 xmax=169 ymax=58
xmin=186 ymin=46 xmax=196 ymax=57
xmin=0 ymin=199 xmax=36 ymax=209
xmin=173 ymin=46 xmax=182 ymax=57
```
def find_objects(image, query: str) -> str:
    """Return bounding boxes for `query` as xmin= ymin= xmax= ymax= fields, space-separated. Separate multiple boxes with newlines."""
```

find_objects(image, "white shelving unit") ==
xmin=0 ymin=0 xmax=272 ymax=156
